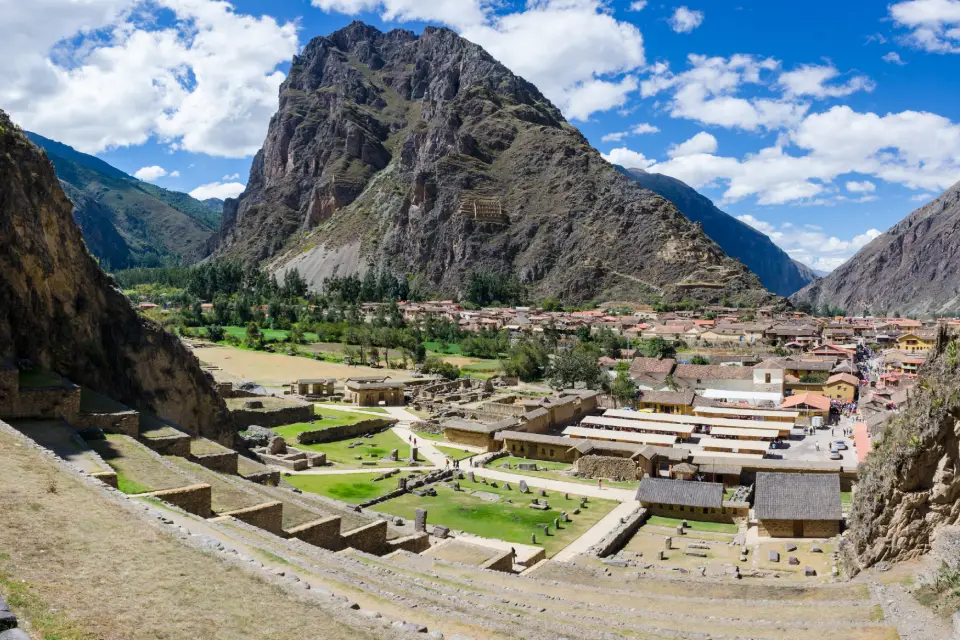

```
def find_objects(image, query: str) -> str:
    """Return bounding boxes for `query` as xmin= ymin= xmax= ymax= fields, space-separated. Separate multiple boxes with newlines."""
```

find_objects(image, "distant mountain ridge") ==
xmin=25 ymin=132 xmax=220 ymax=270
xmin=791 ymin=179 xmax=960 ymax=316
xmin=619 ymin=168 xmax=816 ymax=297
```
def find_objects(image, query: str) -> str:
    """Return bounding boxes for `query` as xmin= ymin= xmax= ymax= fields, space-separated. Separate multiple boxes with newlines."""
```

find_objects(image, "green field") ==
xmin=492 ymin=456 xmax=638 ymax=490
xmin=646 ymin=515 xmax=739 ymax=534
xmin=222 ymin=325 xmax=320 ymax=343
xmin=435 ymin=445 xmax=476 ymax=461
xmin=374 ymin=479 xmax=618 ymax=557
xmin=273 ymin=414 xmax=412 ymax=469
xmin=424 ymin=341 xmax=463 ymax=355
xmin=285 ymin=472 xmax=417 ymax=502
xmin=412 ymin=430 xmax=445 ymax=442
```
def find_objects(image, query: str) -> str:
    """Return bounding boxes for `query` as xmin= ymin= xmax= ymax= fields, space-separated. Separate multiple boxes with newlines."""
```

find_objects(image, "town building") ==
xmin=754 ymin=472 xmax=842 ymax=537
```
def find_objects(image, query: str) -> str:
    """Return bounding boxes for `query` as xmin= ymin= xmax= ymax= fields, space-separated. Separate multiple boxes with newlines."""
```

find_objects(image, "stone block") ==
xmin=468 ymin=471 xmax=476 ymax=483
xmin=389 ymin=449 xmax=399 ymax=461
xmin=657 ymin=550 xmax=665 ymax=561
xmin=504 ymin=482 xmax=511 ymax=490
xmin=409 ymin=447 xmax=418 ymax=462
xmin=518 ymin=462 xmax=537 ymax=471
xmin=804 ymin=567 xmax=817 ymax=577
xmin=0 ymin=611 xmax=15 ymax=632
xmin=0 ymin=630 xmax=30 ymax=640
xmin=786 ymin=543 xmax=798 ymax=552
xmin=811 ymin=545 xmax=823 ymax=553
xmin=519 ymin=480 xmax=529 ymax=493
xmin=768 ymin=551 xmax=780 ymax=562
xmin=538 ymin=488 xmax=547 ymax=497
xmin=788 ymin=556 xmax=800 ymax=566
xmin=432 ymin=525 xmax=450 ymax=539
xmin=415 ymin=508 xmax=427 ymax=533
xmin=665 ymin=537 xmax=672 ymax=550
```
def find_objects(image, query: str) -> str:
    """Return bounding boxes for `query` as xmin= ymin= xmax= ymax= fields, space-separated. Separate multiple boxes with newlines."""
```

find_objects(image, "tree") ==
xmin=289 ymin=324 xmax=306 ymax=344
xmin=205 ymin=325 xmax=225 ymax=342
xmin=503 ymin=339 xmax=550 ymax=382
xmin=547 ymin=347 xmax=603 ymax=390
xmin=422 ymin=356 xmax=460 ymax=380
xmin=690 ymin=355 xmax=710 ymax=365
xmin=282 ymin=268 xmax=309 ymax=299
xmin=610 ymin=362 xmax=637 ymax=408
xmin=637 ymin=337 xmax=676 ymax=360
xmin=244 ymin=322 xmax=263 ymax=349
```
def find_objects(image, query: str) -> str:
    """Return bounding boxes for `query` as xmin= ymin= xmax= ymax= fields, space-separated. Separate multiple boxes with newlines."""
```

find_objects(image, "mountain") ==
xmin=24 ymin=132 xmax=221 ymax=270
xmin=210 ymin=22 xmax=774 ymax=307
xmin=618 ymin=169 xmax=815 ymax=297
xmin=791 ymin=259 xmax=825 ymax=282
xmin=791 ymin=180 xmax=960 ymax=316
xmin=0 ymin=110 xmax=229 ymax=442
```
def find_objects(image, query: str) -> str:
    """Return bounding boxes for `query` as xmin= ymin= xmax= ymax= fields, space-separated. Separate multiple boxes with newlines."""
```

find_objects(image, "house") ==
xmin=753 ymin=359 xmax=785 ymax=394
xmin=636 ymin=390 xmax=716 ymax=414
xmin=343 ymin=378 xmax=405 ymax=407
xmin=754 ymin=472 xmax=842 ymax=538
xmin=635 ymin=477 xmax=731 ymax=522
xmin=765 ymin=324 xmax=820 ymax=345
xmin=641 ymin=324 xmax=692 ymax=341
xmin=822 ymin=373 xmax=859 ymax=403
xmin=628 ymin=357 xmax=677 ymax=390
xmin=672 ymin=364 xmax=755 ymax=392
xmin=290 ymin=378 xmax=336 ymax=397
xmin=444 ymin=418 xmax=519 ymax=451
xmin=779 ymin=392 xmax=831 ymax=418
xmin=896 ymin=332 xmax=936 ymax=353
xmin=698 ymin=326 xmax=747 ymax=344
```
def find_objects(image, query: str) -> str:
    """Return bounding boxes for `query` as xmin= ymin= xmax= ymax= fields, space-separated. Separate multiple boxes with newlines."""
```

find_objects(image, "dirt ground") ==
xmin=0 ymin=427 xmax=388 ymax=640
xmin=195 ymin=345 xmax=419 ymax=387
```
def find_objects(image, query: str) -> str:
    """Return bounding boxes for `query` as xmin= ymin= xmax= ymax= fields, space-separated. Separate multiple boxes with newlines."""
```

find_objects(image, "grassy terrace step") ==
xmin=89 ymin=434 xmax=191 ymax=494
xmin=189 ymin=438 xmax=233 ymax=456
xmin=8 ymin=420 xmax=110 ymax=475
xmin=250 ymin=479 xmax=374 ymax=533
xmin=139 ymin=413 xmax=190 ymax=439
xmin=372 ymin=552 xmax=885 ymax=627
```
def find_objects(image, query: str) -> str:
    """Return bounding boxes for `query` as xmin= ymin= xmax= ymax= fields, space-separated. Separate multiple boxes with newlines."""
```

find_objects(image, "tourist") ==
xmin=598 ymin=479 xmax=603 ymax=491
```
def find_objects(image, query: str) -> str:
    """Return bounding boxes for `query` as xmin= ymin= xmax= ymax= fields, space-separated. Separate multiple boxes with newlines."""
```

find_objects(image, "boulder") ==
xmin=785 ymin=543 xmax=798 ymax=552
xmin=0 ymin=630 xmax=30 ymax=640
xmin=804 ymin=567 xmax=817 ymax=577
xmin=768 ymin=551 xmax=780 ymax=562
xmin=432 ymin=525 xmax=450 ymax=539
xmin=788 ymin=556 xmax=800 ymax=566
xmin=267 ymin=436 xmax=287 ymax=455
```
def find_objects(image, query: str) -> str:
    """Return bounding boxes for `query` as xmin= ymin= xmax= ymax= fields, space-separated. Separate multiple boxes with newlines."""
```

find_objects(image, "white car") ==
xmin=833 ymin=440 xmax=848 ymax=451
xmin=829 ymin=450 xmax=842 ymax=460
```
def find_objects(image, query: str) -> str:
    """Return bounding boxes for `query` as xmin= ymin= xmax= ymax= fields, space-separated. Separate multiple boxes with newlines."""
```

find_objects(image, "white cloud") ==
xmin=189 ymin=181 xmax=246 ymax=200
xmin=778 ymin=64 xmax=874 ymax=98
xmin=911 ymin=192 xmax=937 ymax=201
xmin=669 ymin=6 xmax=704 ymax=33
xmin=667 ymin=131 xmax=718 ymax=158
xmin=313 ymin=0 xmax=646 ymax=122
xmin=889 ymin=0 xmax=960 ymax=53
xmin=134 ymin=165 xmax=169 ymax=181
xmin=883 ymin=51 xmax=907 ymax=64
xmin=641 ymin=54 xmax=809 ymax=131
xmin=846 ymin=180 xmax=876 ymax=193
xmin=601 ymin=148 xmax=655 ymax=169
xmin=601 ymin=122 xmax=659 ymax=142
xmin=628 ymin=1 xmax=648 ymax=10
xmin=222 ymin=172 xmax=240 ymax=180
xmin=0 ymin=0 xmax=298 ymax=157
xmin=737 ymin=215 xmax=882 ymax=271
xmin=169 ymin=170 xmax=180 ymax=178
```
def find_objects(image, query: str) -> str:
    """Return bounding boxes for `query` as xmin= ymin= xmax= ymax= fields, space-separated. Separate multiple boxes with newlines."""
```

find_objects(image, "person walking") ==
xmin=598 ymin=478 xmax=603 ymax=491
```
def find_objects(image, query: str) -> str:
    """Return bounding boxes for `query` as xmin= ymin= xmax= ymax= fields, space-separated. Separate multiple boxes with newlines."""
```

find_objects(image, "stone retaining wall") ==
xmin=296 ymin=418 xmax=397 ymax=445
xmin=479 ymin=549 xmax=515 ymax=573
xmin=758 ymin=518 xmax=840 ymax=538
xmin=287 ymin=516 xmax=342 ymax=547
xmin=386 ymin=532 xmax=431 ymax=554
xmin=242 ymin=470 xmax=281 ymax=486
xmin=588 ymin=507 xmax=648 ymax=557
xmin=141 ymin=434 xmax=191 ymax=457
xmin=5 ymin=386 xmax=81 ymax=422
xmin=90 ymin=470 xmax=119 ymax=489
xmin=340 ymin=520 xmax=389 ymax=555
xmin=229 ymin=402 xmax=314 ymax=429
xmin=149 ymin=484 xmax=212 ymax=517
xmin=190 ymin=451 xmax=238 ymax=474
xmin=75 ymin=410 xmax=140 ymax=437
xmin=220 ymin=501 xmax=284 ymax=536
xmin=574 ymin=455 xmax=638 ymax=481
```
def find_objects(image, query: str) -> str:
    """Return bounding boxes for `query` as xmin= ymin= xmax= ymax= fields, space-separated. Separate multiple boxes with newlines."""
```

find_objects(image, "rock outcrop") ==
xmin=792 ymin=180 xmax=960 ymax=316
xmin=25 ymin=131 xmax=220 ymax=269
xmin=211 ymin=22 xmax=773 ymax=306
xmin=847 ymin=329 xmax=960 ymax=570
xmin=0 ymin=110 xmax=230 ymax=443
xmin=620 ymin=168 xmax=816 ymax=297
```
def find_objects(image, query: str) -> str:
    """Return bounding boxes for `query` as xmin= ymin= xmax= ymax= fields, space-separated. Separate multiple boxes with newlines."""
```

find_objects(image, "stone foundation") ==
xmin=141 ymin=434 xmax=191 ymax=457
xmin=296 ymin=418 xmax=397 ymax=445
xmin=220 ymin=501 xmax=285 ymax=536
xmin=287 ymin=516 xmax=342 ymax=547
xmin=386 ymin=532 xmax=431 ymax=554
xmin=479 ymin=548 xmax=516 ymax=573
xmin=574 ymin=455 xmax=638 ymax=482
xmin=340 ymin=520 xmax=389 ymax=555
xmin=75 ymin=410 xmax=140 ymax=438
xmin=190 ymin=451 xmax=238 ymax=474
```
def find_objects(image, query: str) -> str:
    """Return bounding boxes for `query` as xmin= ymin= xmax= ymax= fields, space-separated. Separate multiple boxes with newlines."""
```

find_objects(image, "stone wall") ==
xmin=149 ymin=484 xmax=212 ymax=517
xmin=140 ymin=434 xmax=191 ymax=457
xmin=445 ymin=428 xmax=497 ymax=451
xmin=574 ymin=455 xmax=638 ymax=481
xmin=758 ymin=519 xmax=840 ymax=538
xmin=74 ymin=410 xmax=140 ymax=438
xmin=5 ymin=386 xmax=81 ymax=422
xmin=385 ymin=532 xmax=431 ymax=554
xmin=242 ymin=469 xmax=281 ymax=485
xmin=228 ymin=401 xmax=314 ymax=429
xmin=220 ymin=501 xmax=285 ymax=536
xmin=409 ymin=420 xmax=444 ymax=435
xmin=504 ymin=439 xmax=578 ymax=463
xmin=287 ymin=516 xmax=342 ymax=547
xmin=190 ymin=451 xmax=238 ymax=474
xmin=588 ymin=507 xmax=648 ymax=557
xmin=90 ymin=470 xmax=119 ymax=489
xmin=340 ymin=520 xmax=389 ymax=555
xmin=297 ymin=418 xmax=398 ymax=445
xmin=646 ymin=502 xmax=738 ymax=524
xmin=479 ymin=549 xmax=515 ymax=573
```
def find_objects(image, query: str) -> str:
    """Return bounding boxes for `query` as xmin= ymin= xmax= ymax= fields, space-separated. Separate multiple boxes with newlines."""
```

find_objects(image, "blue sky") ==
xmin=3 ymin=0 xmax=960 ymax=271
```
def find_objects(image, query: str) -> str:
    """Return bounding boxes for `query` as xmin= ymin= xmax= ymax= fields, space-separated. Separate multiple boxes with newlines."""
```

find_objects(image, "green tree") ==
xmin=547 ymin=347 xmax=603 ymax=390
xmin=690 ymin=355 xmax=710 ymax=365
xmin=205 ymin=325 xmax=225 ymax=342
xmin=244 ymin=322 xmax=263 ymax=349
xmin=289 ymin=324 xmax=306 ymax=344
xmin=610 ymin=362 xmax=637 ymax=408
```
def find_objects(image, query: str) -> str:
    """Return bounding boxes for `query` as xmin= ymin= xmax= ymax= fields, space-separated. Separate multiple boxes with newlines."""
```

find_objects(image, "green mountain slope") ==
xmin=25 ymin=132 xmax=221 ymax=269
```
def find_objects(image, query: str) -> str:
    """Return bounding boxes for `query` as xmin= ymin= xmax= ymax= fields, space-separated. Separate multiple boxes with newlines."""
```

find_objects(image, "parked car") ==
xmin=829 ymin=449 xmax=842 ymax=460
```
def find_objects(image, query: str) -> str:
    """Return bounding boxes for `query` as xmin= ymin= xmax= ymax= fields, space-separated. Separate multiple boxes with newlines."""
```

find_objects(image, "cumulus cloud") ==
xmin=601 ymin=148 xmax=655 ymax=169
xmin=134 ymin=165 xmax=169 ymax=181
xmin=600 ymin=122 xmax=659 ymax=142
xmin=0 ymin=0 xmax=298 ymax=157
xmin=628 ymin=1 xmax=648 ymax=10
xmin=189 ymin=181 xmax=246 ymax=200
xmin=222 ymin=172 xmax=240 ymax=180
xmin=667 ymin=131 xmax=718 ymax=158
xmin=669 ymin=6 xmax=704 ymax=33
xmin=737 ymin=215 xmax=882 ymax=271
xmin=889 ymin=0 xmax=960 ymax=53
xmin=883 ymin=51 xmax=907 ymax=64
xmin=778 ymin=64 xmax=874 ymax=98
xmin=313 ymin=0 xmax=646 ymax=121
xmin=846 ymin=180 xmax=876 ymax=193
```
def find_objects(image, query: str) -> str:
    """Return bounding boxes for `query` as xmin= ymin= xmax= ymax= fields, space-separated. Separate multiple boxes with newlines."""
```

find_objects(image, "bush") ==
xmin=205 ymin=325 xmax=225 ymax=342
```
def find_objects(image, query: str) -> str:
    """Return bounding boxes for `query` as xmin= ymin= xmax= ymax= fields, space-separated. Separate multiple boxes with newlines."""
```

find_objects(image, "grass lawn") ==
xmin=435 ymin=445 xmax=476 ymax=461
xmin=424 ymin=341 xmax=463 ymax=355
xmin=646 ymin=515 xmax=739 ymax=535
xmin=375 ymin=479 xmax=618 ymax=557
xmin=412 ymin=430 xmax=445 ymax=441
xmin=840 ymin=491 xmax=853 ymax=505
xmin=272 ymin=407 xmax=376 ymax=443
xmin=273 ymin=421 xmax=413 ymax=469
xmin=286 ymin=472 xmax=418 ymax=502
xmin=222 ymin=325 xmax=320 ymax=343
xmin=492 ymin=456 xmax=638 ymax=490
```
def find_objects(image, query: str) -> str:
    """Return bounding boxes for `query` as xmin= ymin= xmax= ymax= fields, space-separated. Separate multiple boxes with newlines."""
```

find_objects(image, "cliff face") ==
xmin=792 ymin=181 xmax=960 ymax=316
xmin=25 ymin=132 xmax=220 ymax=270
xmin=620 ymin=169 xmax=816 ymax=297
xmin=848 ymin=330 xmax=960 ymax=569
xmin=0 ymin=111 xmax=230 ymax=443
xmin=212 ymin=22 xmax=773 ymax=306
